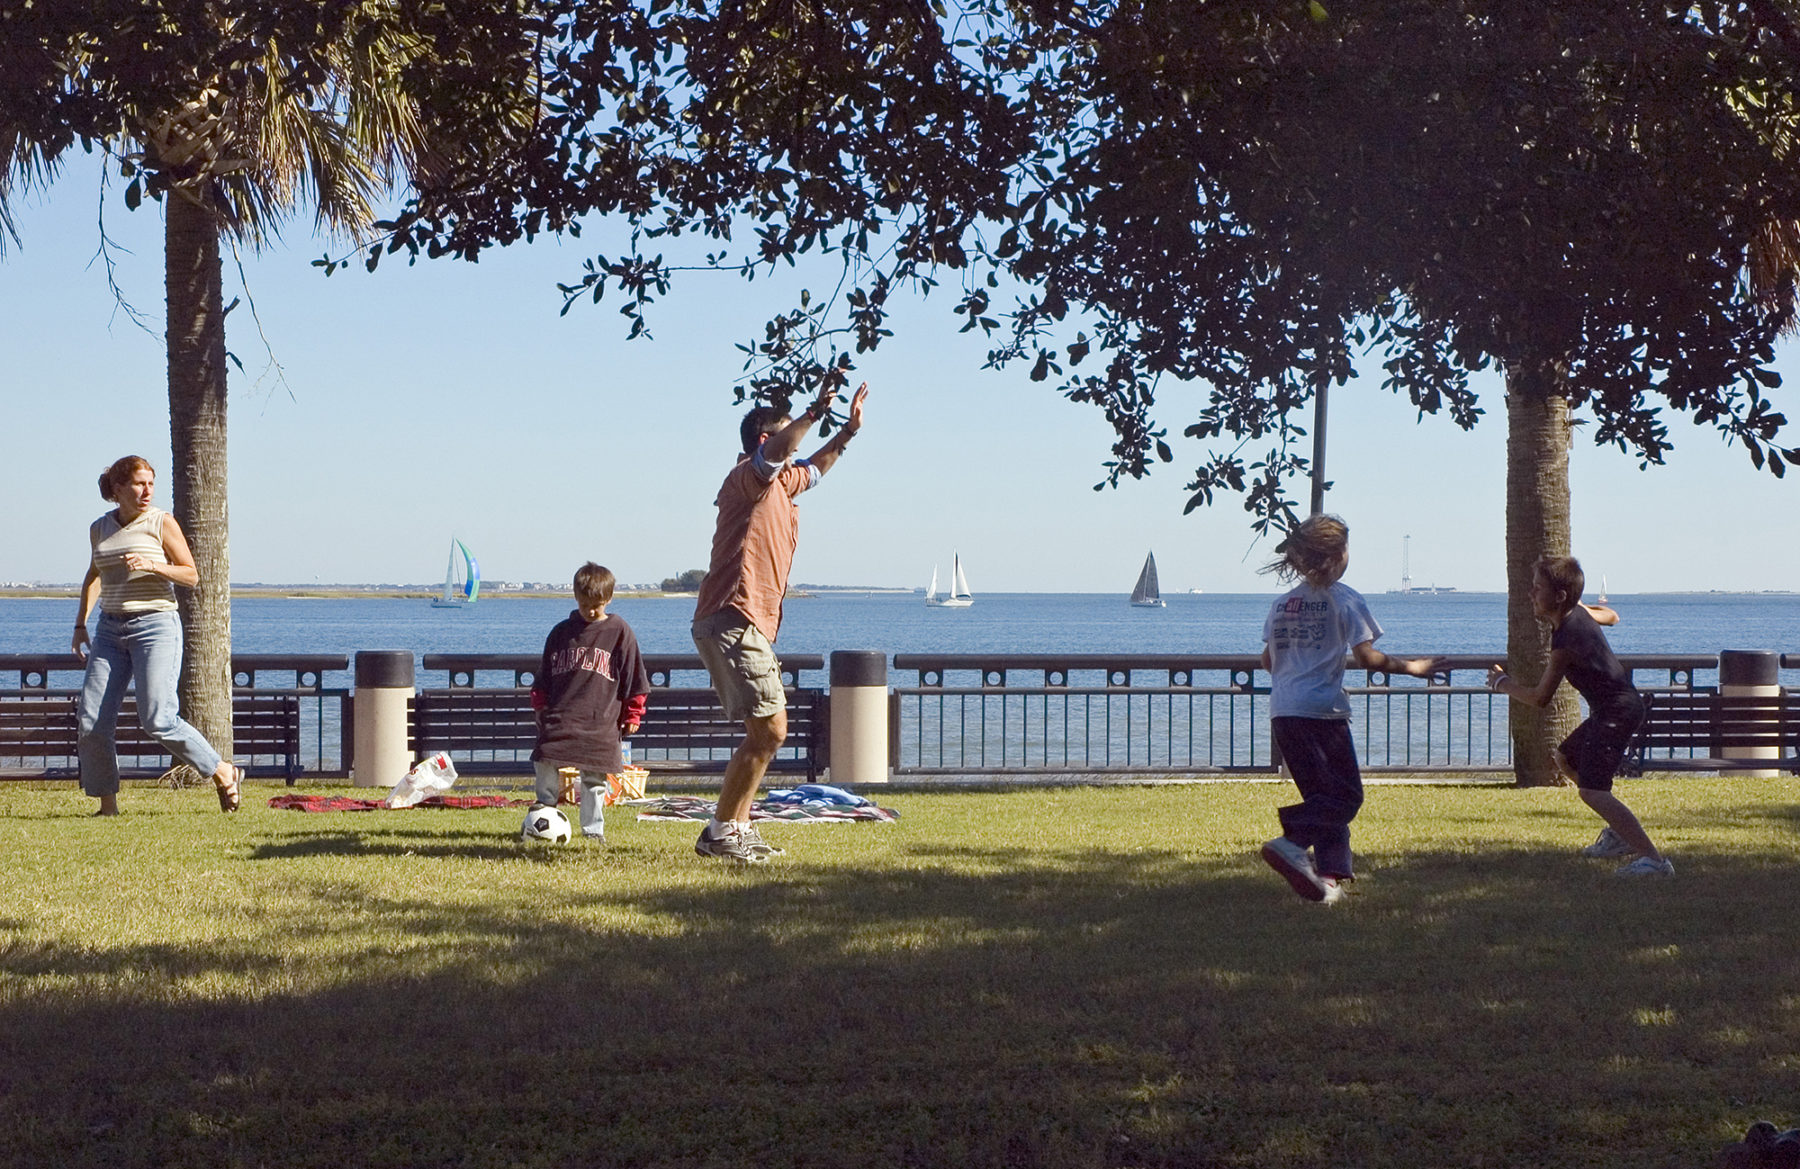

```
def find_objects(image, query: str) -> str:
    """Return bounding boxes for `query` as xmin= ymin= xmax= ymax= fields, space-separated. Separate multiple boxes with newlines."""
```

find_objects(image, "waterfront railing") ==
xmin=888 ymin=654 xmax=1721 ymax=775
xmin=0 ymin=650 xmax=1768 ymax=782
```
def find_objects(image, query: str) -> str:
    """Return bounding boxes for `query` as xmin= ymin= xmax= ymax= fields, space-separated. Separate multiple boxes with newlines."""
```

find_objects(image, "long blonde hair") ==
xmin=1262 ymin=514 xmax=1349 ymax=588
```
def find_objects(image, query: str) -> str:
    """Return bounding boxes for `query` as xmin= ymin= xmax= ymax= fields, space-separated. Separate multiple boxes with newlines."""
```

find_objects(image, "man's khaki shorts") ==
xmin=691 ymin=609 xmax=787 ymax=722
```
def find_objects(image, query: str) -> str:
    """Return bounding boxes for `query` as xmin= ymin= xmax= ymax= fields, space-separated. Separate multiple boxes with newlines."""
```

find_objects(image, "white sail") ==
xmin=440 ymin=542 xmax=457 ymax=604
xmin=929 ymin=553 xmax=973 ymax=607
xmin=1130 ymin=551 xmax=1165 ymax=607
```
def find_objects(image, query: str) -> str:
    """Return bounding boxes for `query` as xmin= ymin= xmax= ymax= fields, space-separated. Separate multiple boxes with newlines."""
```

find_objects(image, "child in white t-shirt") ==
xmin=1259 ymin=516 xmax=1443 ymax=903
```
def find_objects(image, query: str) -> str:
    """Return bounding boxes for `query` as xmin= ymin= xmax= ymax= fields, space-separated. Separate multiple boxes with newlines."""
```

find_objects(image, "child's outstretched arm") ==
xmin=1351 ymin=641 xmax=1446 ymax=679
xmin=1487 ymin=651 xmax=1569 ymax=708
xmin=1581 ymin=603 xmax=1619 ymax=626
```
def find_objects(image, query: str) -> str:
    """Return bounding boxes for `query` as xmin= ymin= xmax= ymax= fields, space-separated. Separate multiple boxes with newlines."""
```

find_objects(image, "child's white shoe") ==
xmin=1260 ymin=837 xmax=1331 ymax=902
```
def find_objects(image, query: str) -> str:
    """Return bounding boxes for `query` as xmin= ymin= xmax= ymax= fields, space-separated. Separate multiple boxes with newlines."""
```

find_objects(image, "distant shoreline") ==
xmin=0 ymin=586 xmax=921 ymax=601
xmin=3 ymin=587 xmax=1797 ymax=600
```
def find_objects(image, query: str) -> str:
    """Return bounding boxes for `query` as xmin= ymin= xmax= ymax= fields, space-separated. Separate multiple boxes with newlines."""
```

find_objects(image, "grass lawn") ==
xmin=1 ymin=777 xmax=1795 ymax=1169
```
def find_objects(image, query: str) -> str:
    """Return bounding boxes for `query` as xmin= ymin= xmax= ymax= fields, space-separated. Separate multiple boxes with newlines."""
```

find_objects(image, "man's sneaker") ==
xmin=1260 ymin=837 xmax=1330 ymax=902
xmin=694 ymin=824 xmax=767 ymax=863
xmin=1319 ymin=877 xmax=1346 ymax=905
xmin=1581 ymin=827 xmax=1635 ymax=859
xmin=738 ymin=822 xmax=786 ymax=857
xmin=1615 ymin=855 xmax=1675 ymax=877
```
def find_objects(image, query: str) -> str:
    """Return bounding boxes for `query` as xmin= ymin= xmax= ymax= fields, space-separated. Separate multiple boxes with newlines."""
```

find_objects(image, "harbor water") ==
xmin=6 ymin=591 xmax=1800 ymax=682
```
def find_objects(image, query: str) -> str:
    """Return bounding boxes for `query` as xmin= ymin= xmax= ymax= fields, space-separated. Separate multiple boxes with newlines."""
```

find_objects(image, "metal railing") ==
xmin=890 ymin=653 xmax=1721 ymax=775
xmin=0 ymin=654 xmax=351 ymax=779
xmin=3 ymin=648 xmax=1756 ymax=781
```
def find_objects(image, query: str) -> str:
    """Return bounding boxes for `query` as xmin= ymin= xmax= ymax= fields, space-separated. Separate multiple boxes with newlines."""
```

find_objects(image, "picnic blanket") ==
xmin=268 ymin=794 xmax=528 ymax=813
xmin=634 ymin=794 xmax=899 ymax=824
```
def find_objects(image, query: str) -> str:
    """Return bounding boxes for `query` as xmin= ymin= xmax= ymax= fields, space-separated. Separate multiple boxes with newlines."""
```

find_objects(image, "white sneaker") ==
xmin=694 ymin=824 xmax=766 ymax=863
xmin=738 ymin=822 xmax=786 ymax=857
xmin=1580 ymin=827 xmax=1635 ymax=859
xmin=1260 ymin=837 xmax=1331 ymax=902
xmin=1319 ymin=877 xmax=1346 ymax=905
xmin=1615 ymin=856 xmax=1675 ymax=877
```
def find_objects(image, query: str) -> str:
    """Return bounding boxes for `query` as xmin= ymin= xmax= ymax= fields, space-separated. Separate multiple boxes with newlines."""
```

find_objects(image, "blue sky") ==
xmin=5 ymin=152 xmax=1799 ymax=594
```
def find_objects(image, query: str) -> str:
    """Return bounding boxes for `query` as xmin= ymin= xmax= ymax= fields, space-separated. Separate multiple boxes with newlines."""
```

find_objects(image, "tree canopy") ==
xmin=348 ymin=0 xmax=1800 ymax=531
xmin=13 ymin=1 xmax=1800 ymax=526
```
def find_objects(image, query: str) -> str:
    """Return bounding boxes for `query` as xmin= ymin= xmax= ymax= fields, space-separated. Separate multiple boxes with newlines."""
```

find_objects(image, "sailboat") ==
xmin=1597 ymin=575 xmax=1609 ymax=604
xmin=926 ymin=554 xmax=974 ymax=607
xmin=1130 ymin=551 xmax=1165 ymax=607
xmin=432 ymin=537 xmax=480 ymax=608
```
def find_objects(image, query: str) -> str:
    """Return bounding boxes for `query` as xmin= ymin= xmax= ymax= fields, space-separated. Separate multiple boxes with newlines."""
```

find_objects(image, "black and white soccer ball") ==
xmin=521 ymin=805 xmax=572 ymax=844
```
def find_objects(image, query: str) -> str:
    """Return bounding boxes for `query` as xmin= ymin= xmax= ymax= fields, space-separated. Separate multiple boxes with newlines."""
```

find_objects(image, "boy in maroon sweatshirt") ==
xmin=528 ymin=563 xmax=649 ymax=841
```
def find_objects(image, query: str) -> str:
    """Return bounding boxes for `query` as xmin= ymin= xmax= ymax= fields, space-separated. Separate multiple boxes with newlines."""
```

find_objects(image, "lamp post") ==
xmin=1309 ymin=379 xmax=1329 ymax=516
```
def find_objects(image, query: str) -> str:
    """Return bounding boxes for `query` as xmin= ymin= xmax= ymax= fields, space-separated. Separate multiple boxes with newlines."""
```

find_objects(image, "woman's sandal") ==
xmin=214 ymin=764 xmax=244 ymax=813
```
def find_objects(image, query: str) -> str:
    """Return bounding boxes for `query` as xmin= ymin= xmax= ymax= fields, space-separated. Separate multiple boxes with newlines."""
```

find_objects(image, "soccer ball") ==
xmin=520 ymin=805 xmax=572 ymax=844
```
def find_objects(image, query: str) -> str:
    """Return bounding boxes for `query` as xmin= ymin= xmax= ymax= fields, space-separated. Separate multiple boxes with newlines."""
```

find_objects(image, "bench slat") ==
xmin=1630 ymin=692 xmax=1800 ymax=774
xmin=0 ymin=692 xmax=305 ymax=781
xmin=409 ymin=686 xmax=826 ymax=779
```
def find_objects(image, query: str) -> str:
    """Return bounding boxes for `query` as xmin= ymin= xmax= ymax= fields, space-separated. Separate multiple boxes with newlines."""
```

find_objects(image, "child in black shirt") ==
xmin=1488 ymin=556 xmax=1672 ymax=875
xmin=528 ymin=563 xmax=650 ymax=841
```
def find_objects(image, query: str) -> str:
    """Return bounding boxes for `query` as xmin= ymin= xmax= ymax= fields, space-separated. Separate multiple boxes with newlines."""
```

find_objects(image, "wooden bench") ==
xmin=0 ymin=691 xmax=306 ymax=781
xmin=410 ymin=686 xmax=828 ymax=780
xmin=1625 ymin=690 xmax=1800 ymax=775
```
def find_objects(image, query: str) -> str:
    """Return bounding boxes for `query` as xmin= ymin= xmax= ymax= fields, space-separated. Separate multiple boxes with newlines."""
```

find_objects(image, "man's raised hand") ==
xmin=846 ymin=382 xmax=868 ymax=431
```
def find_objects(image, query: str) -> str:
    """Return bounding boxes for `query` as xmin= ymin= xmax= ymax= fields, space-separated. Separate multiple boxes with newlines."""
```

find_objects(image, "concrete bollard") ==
xmin=1719 ymin=650 xmax=1781 ymax=778
xmin=829 ymin=650 xmax=889 ymax=785
xmin=352 ymin=650 xmax=415 ymax=789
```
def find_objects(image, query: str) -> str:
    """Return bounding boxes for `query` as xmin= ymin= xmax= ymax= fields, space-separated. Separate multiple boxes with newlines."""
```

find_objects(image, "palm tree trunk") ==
xmin=165 ymin=194 xmax=233 ymax=759
xmin=1504 ymin=362 xmax=1580 ymax=786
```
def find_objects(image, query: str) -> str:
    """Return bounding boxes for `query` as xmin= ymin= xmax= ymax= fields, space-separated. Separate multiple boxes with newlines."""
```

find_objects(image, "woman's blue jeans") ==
xmin=78 ymin=610 xmax=222 ymax=796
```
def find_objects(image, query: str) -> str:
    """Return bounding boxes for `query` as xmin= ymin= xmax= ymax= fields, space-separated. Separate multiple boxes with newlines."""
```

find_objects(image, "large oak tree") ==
xmin=377 ymin=0 xmax=1800 ymax=783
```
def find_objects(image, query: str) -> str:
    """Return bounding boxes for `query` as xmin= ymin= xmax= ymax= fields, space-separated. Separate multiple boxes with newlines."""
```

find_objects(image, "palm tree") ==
xmin=1501 ymin=365 xmax=1583 ymax=785
xmin=139 ymin=44 xmax=462 ymax=750
xmin=6 ymin=8 xmax=535 ymax=754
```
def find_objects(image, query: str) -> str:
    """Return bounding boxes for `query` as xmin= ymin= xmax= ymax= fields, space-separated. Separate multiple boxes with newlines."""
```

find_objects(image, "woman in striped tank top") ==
xmin=72 ymin=456 xmax=243 ymax=815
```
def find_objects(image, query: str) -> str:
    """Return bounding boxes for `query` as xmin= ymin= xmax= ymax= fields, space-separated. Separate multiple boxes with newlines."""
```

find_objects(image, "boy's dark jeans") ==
xmin=1271 ymin=716 xmax=1365 ymax=879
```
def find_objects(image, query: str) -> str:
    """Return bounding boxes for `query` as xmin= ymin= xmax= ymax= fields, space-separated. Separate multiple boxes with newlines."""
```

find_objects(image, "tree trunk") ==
xmin=165 ymin=195 xmax=234 ymax=759
xmin=1504 ymin=363 xmax=1580 ymax=786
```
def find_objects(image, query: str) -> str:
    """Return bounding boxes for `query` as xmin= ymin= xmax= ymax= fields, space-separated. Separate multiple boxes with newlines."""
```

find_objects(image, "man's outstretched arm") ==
xmin=761 ymin=383 xmax=844 ymax=466
xmin=804 ymin=382 xmax=868 ymax=477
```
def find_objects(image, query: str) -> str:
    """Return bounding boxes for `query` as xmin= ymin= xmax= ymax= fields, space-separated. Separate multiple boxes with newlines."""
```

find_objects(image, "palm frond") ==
xmin=1748 ymin=219 xmax=1800 ymax=336
xmin=1 ymin=130 xmax=64 ymax=257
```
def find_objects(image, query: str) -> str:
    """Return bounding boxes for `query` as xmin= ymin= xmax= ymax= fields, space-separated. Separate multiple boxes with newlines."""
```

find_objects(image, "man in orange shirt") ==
xmin=690 ymin=382 xmax=870 ymax=861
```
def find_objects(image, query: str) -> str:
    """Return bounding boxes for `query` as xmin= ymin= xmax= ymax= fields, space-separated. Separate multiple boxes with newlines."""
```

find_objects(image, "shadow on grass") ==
xmin=248 ymin=830 xmax=527 ymax=863
xmin=1678 ymin=799 xmax=1800 ymax=833
xmin=2 ymin=840 xmax=1796 ymax=1169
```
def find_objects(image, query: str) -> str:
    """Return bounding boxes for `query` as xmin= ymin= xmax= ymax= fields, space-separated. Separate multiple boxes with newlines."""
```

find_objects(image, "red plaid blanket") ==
xmin=268 ymin=794 xmax=528 ymax=813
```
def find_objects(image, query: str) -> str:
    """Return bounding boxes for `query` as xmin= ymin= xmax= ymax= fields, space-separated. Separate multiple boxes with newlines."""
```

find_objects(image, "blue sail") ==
xmin=435 ymin=537 xmax=480 ymax=607
xmin=462 ymin=544 xmax=480 ymax=602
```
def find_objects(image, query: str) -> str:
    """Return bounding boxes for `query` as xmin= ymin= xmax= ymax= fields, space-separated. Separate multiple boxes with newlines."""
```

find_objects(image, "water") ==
xmin=6 ymin=591 xmax=1800 ymax=681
